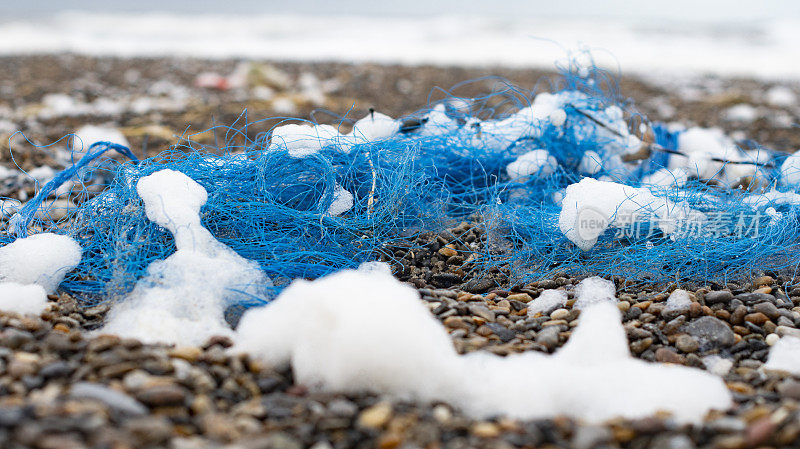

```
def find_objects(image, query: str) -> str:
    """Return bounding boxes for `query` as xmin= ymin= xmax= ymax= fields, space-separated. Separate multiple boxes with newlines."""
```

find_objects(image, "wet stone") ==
xmin=70 ymin=382 xmax=148 ymax=416
xmin=704 ymin=290 xmax=733 ymax=304
xmin=753 ymin=302 xmax=780 ymax=320
xmin=736 ymin=292 xmax=776 ymax=305
xmin=430 ymin=273 xmax=462 ymax=288
xmin=486 ymin=323 xmax=516 ymax=342
xmin=135 ymin=384 xmax=188 ymax=407
xmin=536 ymin=326 xmax=560 ymax=350
xmin=682 ymin=316 xmax=735 ymax=349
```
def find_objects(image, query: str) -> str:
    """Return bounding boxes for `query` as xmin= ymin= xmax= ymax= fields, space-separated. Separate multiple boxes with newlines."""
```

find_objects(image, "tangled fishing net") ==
xmin=3 ymin=57 xmax=800 ymax=309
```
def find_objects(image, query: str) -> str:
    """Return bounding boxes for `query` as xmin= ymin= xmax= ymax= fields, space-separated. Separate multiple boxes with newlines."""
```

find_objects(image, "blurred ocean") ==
xmin=1 ymin=0 xmax=799 ymax=78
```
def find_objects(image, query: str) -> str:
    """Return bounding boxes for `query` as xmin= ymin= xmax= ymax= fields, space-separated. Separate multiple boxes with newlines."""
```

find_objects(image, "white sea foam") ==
xmin=235 ymin=267 xmax=732 ymax=423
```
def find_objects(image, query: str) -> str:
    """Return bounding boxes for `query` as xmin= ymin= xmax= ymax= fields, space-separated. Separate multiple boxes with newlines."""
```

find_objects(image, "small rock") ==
xmin=745 ymin=312 xmax=769 ymax=325
xmin=469 ymin=304 xmax=495 ymax=322
xmin=776 ymin=325 xmax=800 ymax=338
xmin=777 ymin=379 xmax=800 ymax=400
xmin=0 ymin=328 xmax=34 ymax=349
xmin=630 ymin=337 xmax=653 ymax=354
xmin=754 ymin=275 xmax=774 ymax=287
xmin=682 ymin=316 xmax=735 ymax=349
xmin=463 ymin=278 xmax=496 ymax=293
xmin=39 ymin=361 xmax=73 ymax=379
xmin=7 ymin=359 xmax=37 ymax=379
xmin=205 ymin=335 xmax=234 ymax=348
xmin=506 ymin=293 xmax=532 ymax=302
xmin=705 ymin=290 xmax=733 ymax=304
xmin=471 ymin=421 xmax=500 ymax=438
xmin=357 ymin=402 xmax=392 ymax=429
xmin=766 ymin=333 xmax=780 ymax=346
xmin=135 ymin=384 xmax=188 ymax=407
xmin=746 ymin=416 xmax=776 ymax=447
xmin=70 ymin=382 xmax=147 ymax=415
xmin=649 ymin=434 xmax=695 ymax=449
xmin=200 ymin=413 xmax=240 ymax=442
xmin=430 ymin=273 xmax=462 ymax=288
xmin=0 ymin=407 xmax=25 ymax=427
xmin=536 ymin=326 xmax=560 ymax=349
xmin=676 ymin=334 xmax=700 ymax=353
xmin=754 ymin=302 xmax=780 ymax=320
xmin=550 ymin=308 xmax=570 ymax=320
xmin=708 ymin=416 xmax=747 ymax=433
xmin=327 ymin=398 xmax=358 ymax=417
xmin=253 ymin=433 xmax=303 ymax=449
xmin=124 ymin=416 xmax=173 ymax=445
xmin=736 ymin=292 xmax=777 ymax=305
xmin=655 ymin=347 xmax=685 ymax=364
xmin=432 ymin=405 xmax=452 ymax=424
xmin=438 ymin=246 xmax=458 ymax=258
xmin=571 ymin=425 xmax=612 ymax=449
xmin=169 ymin=346 xmax=202 ymax=362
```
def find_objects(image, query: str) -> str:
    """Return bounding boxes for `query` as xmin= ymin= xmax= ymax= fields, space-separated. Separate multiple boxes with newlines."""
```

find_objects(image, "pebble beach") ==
xmin=1 ymin=54 xmax=800 ymax=449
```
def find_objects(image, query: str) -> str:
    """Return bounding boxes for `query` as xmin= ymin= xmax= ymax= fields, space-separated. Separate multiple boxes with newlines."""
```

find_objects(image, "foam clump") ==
xmin=268 ymin=123 xmax=341 ymax=158
xmin=0 ymin=233 xmax=80 ymax=314
xmin=526 ymin=289 xmax=568 ymax=316
xmin=506 ymin=150 xmax=558 ymax=180
xmin=98 ymin=169 xmax=271 ymax=345
xmin=558 ymin=177 xmax=703 ymax=251
xmin=0 ymin=283 xmax=48 ymax=315
xmin=670 ymin=127 xmax=767 ymax=183
xmin=234 ymin=268 xmax=731 ymax=423
xmin=72 ymin=124 xmax=130 ymax=153
xmin=763 ymin=336 xmax=800 ymax=374
xmin=766 ymin=86 xmax=797 ymax=107
xmin=641 ymin=168 xmax=688 ymax=189
xmin=351 ymin=112 xmax=399 ymax=142
xmin=268 ymin=111 xmax=398 ymax=158
xmin=327 ymin=184 xmax=354 ymax=217
xmin=235 ymin=267 xmax=459 ymax=399
xmin=0 ymin=233 xmax=81 ymax=293
xmin=703 ymin=355 xmax=733 ymax=376
xmin=573 ymin=276 xmax=616 ymax=309
xmin=781 ymin=152 xmax=800 ymax=186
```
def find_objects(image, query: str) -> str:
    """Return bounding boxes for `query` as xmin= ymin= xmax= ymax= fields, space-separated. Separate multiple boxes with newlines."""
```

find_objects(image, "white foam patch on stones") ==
xmin=573 ymin=276 xmax=617 ymax=309
xmin=763 ymin=336 xmax=800 ymax=375
xmin=98 ymin=169 xmax=271 ymax=345
xmin=0 ymin=233 xmax=81 ymax=315
xmin=0 ymin=233 xmax=81 ymax=293
xmin=234 ymin=268 xmax=731 ymax=423
xmin=0 ymin=283 xmax=49 ymax=315
xmin=526 ymin=289 xmax=568 ymax=316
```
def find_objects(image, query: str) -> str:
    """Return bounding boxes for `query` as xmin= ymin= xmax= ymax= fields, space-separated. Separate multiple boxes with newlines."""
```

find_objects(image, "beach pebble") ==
xmin=357 ymin=402 xmax=392 ymax=429
xmin=676 ymin=335 xmax=700 ymax=353
xmin=704 ymin=290 xmax=733 ymax=304
xmin=682 ymin=316 xmax=735 ymax=348
xmin=766 ymin=333 xmax=780 ymax=346
xmin=70 ymin=382 xmax=148 ymax=415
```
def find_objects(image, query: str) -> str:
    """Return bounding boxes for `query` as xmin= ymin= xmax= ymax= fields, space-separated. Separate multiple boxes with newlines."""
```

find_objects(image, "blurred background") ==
xmin=2 ymin=0 xmax=800 ymax=78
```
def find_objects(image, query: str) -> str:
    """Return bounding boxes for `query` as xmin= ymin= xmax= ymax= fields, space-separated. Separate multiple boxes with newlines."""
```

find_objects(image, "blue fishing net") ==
xmin=3 ymin=62 xmax=800 ymax=307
